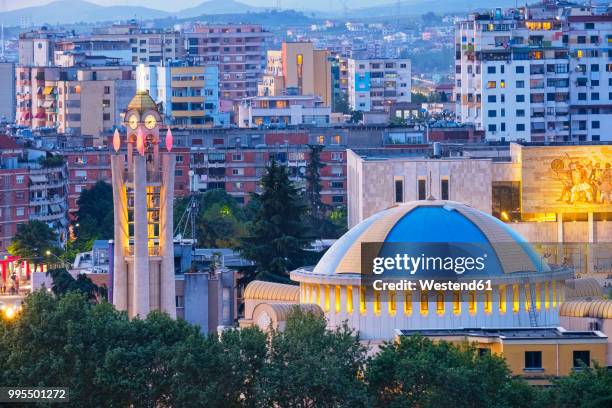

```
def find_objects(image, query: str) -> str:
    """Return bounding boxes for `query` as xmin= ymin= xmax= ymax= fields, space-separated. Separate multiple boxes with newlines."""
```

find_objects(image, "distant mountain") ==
xmin=177 ymin=0 xmax=263 ymax=18
xmin=0 ymin=0 xmax=169 ymax=26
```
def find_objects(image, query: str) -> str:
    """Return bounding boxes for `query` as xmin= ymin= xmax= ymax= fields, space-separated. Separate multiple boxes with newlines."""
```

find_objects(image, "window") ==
xmin=515 ymin=66 xmax=524 ymax=74
xmin=331 ymin=152 xmax=343 ymax=161
xmin=417 ymin=179 xmax=426 ymax=200
xmin=232 ymin=153 xmax=243 ymax=161
xmin=488 ymin=110 xmax=497 ymax=118
xmin=516 ymin=109 xmax=525 ymax=117
xmin=516 ymin=95 xmax=525 ymax=102
xmin=516 ymin=124 xmax=525 ymax=131
xmin=524 ymin=351 xmax=543 ymax=370
xmin=488 ymin=124 xmax=497 ymax=132
xmin=591 ymin=93 xmax=599 ymax=101
xmin=394 ymin=178 xmax=404 ymax=203
xmin=16 ymin=175 xmax=24 ymax=184
xmin=440 ymin=179 xmax=449 ymax=200
xmin=420 ymin=291 xmax=428 ymax=314
xmin=488 ymin=95 xmax=496 ymax=103
xmin=436 ymin=292 xmax=444 ymax=315
xmin=16 ymin=207 xmax=25 ymax=216
xmin=592 ymin=121 xmax=600 ymax=129
xmin=487 ymin=81 xmax=496 ymax=88
xmin=478 ymin=348 xmax=491 ymax=357
xmin=516 ymin=80 xmax=525 ymax=88
xmin=176 ymin=155 xmax=184 ymax=163
xmin=232 ymin=168 xmax=244 ymax=176
xmin=487 ymin=66 xmax=496 ymax=74
xmin=453 ymin=292 xmax=461 ymax=315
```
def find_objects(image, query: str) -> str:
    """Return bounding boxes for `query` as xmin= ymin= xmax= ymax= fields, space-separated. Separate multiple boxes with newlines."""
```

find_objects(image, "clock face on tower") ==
xmin=144 ymin=114 xmax=157 ymax=130
xmin=128 ymin=113 xmax=139 ymax=130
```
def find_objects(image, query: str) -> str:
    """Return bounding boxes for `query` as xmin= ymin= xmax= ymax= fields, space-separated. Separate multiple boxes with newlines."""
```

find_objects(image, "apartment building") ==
xmin=16 ymin=66 xmax=135 ymax=141
xmin=64 ymin=150 xmax=112 ymax=216
xmin=190 ymin=132 xmax=347 ymax=206
xmin=0 ymin=61 xmax=15 ymax=122
xmin=236 ymin=95 xmax=331 ymax=128
xmin=348 ymin=58 xmax=411 ymax=112
xmin=0 ymin=136 xmax=29 ymax=253
xmin=455 ymin=2 xmax=612 ymax=141
xmin=58 ymin=23 xmax=184 ymax=66
xmin=258 ymin=42 xmax=332 ymax=107
xmin=185 ymin=24 xmax=271 ymax=101
xmin=18 ymin=27 xmax=66 ymax=67
xmin=28 ymin=160 xmax=69 ymax=243
xmin=137 ymin=61 xmax=229 ymax=128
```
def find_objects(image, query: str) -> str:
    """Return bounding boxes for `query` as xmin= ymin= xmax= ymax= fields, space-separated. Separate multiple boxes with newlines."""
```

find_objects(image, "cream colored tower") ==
xmin=111 ymin=90 xmax=176 ymax=318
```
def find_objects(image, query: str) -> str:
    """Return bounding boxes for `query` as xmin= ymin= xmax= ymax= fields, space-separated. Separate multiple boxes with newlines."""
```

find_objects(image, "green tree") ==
xmin=46 ymin=267 xmax=107 ymax=302
xmin=258 ymin=308 xmax=370 ymax=408
xmin=74 ymin=181 xmax=114 ymax=250
xmin=239 ymin=161 xmax=311 ymax=283
xmin=541 ymin=363 xmax=612 ymax=408
xmin=306 ymin=144 xmax=324 ymax=233
xmin=174 ymin=189 xmax=247 ymax=248
xmin=366 ymin=335 xmax=536 ymax=408
xmin=8 ymin=220 xmax=59 ymax=271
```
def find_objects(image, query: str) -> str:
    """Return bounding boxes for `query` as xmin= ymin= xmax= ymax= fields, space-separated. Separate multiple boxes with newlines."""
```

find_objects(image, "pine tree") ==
xmin=306 ymin=144 xmax=325 ymax=234
xmin=239 ymin=161 xmax=310 ymax=283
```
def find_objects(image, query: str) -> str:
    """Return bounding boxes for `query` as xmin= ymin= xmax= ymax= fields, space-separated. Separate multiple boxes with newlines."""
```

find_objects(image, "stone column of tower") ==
xmin=111 ymin=90 xmax=176 ymax=319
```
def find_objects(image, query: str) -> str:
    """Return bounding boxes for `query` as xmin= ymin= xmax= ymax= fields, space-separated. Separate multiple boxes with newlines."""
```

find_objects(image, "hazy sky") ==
xmin=3 ymin=0 xmax=385 ymax=12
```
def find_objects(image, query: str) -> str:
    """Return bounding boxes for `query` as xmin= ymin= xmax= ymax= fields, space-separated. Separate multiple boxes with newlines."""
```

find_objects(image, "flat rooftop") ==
xmin=396 ymin=327 xmax=607 ymax=340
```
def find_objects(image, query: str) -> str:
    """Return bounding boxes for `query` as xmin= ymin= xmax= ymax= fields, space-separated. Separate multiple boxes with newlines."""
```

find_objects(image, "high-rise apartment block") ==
xmin=455 ymin=2 xmax=612 ymax=141
xmin=16 ymin=66 xmax=134 ymax=141
xmin=185 ymin=24 xmax=270 ymax=101
xmin=258 ymin=42 xmax=332 ymax=107
xmin=136 ymin=61 xmax=229 ymax=128
xmin=348 ymin=58 xmax=411 ymax=112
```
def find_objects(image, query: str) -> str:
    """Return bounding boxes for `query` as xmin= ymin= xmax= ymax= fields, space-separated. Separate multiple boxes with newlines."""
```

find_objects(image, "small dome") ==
xmin=127 ymin=90 xmax=158 ymax=113
xmin=312 ymin=200 xmax=550 ymax=277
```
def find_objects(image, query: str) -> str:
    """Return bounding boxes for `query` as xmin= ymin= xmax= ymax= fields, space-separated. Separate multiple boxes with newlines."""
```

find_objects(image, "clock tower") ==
xmin=110 ymin=90 xmax=176 ymax=318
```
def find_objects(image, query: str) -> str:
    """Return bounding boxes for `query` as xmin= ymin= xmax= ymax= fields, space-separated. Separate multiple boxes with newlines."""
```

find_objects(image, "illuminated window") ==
xmin=577 ymin=50 xmax=583 ymax=58
xmin=318 ymin=135 xmax=325 ymax=144
xmin=310 ymin=285 xmax=316 ymax=304
xmin=315 ymin=285 xmax=320 ymax=305
xmin=324 ymin=285 xmax=330 ymax=312
xmin=499 ymin=285 xmax=506 ymax=313
xmin=487 ymin=81 xmax=496 ymax=89
xmin=453 ymin=291 xmax=461 ymax=315
xmin=420 ymin=292 xmax=428 ymax=315
xmin=484 ymin=291 xmax=492 ymax=314
xmin=436 ymin=292 xmax=444 ymax=315
xmin=469 ymin=291 xmax=477 ymax=315
xmin=332 ymin=135 xmax=341 ymax=145
xmin=388 ymin=291 xmax=397 ymax=316
xmin=544 ymin=282 xmax=550 ymax=309
xmin=404 ymin=291 xmax=412 ymax=315
xmin=513 ymin=284 xmax=520 ymax=313
xmin=335 ymin=286 xmax=341 ymax=313
xmin=535 ymin=283 xmax=541 ymax=311
xmin=360 ymin=286 xmax=366 ymax=314
xmin=304 ymin=284 xmax=310 ymax=303
xmin=374 ymin=290 xmax=381 ymax=315
xmin=552 ymin=281 xmax=557 ymax=308
xmin=559 ymin=283 xmax=564 ymax=303
xmin=346 ymin=285 xmax=353 ymax=313
xmin=524 ymin=284 xmax=532 ymax=312
xmin=500 ymin=80 xmax=506 ymax=88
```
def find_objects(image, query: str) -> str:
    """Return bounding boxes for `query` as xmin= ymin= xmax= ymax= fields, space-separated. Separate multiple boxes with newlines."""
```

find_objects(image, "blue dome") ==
xmin=311 ymin=201 xmax=550 ymax=277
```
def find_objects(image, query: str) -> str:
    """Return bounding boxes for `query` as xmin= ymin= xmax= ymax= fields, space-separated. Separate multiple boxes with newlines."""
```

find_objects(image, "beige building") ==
xmin=258 ymin=42 xmax=332 ymax=107
xmin=348 ymin=143 xmax=612 ymax=275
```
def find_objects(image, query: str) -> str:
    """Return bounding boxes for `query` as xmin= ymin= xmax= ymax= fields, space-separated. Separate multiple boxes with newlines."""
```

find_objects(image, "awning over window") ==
xmin=42 ymin=100 xmax=54 ymax=108
xmin=29 ymin=174 xmax=48 ymax=183
xmin=43 ymin=86 xmax=55 ymax=95
xmin=37 ymin=87 xmax=43 ymax=94
xmin=34 ymin=112 xmax=45 ymax=119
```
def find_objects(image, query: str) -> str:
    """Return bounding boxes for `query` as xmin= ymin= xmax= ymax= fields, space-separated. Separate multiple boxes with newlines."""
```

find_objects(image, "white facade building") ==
xmin=455 ymin=2 xmax=612 ymax=142
xmin=348 ymin=58 xmax=411 ymax=112
xmin=236 ymin=95 xmax=331 ymax=128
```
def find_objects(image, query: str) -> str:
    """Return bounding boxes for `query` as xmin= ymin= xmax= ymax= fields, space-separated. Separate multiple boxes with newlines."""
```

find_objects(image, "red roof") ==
xmin=0 ymin=134 xmax=19 ymax=149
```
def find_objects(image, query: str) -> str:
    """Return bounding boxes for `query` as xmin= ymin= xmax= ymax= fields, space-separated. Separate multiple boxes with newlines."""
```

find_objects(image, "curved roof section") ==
xmin=565 ymin=278 xmax=603 ymax=300
xmin=312 ymin=200 xmax=550 ymax=276
xmin=560 ymin=300 xmax=612 ymax=319
xmin=244 ymin=280 xmax=299 ymax=302
xmin=127 ymin=90 xmax=158 ymax=113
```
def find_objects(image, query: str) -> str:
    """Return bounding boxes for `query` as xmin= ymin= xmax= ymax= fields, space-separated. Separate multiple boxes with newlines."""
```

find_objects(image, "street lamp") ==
xmin=45 ymin=250 xmax=71 ymax=270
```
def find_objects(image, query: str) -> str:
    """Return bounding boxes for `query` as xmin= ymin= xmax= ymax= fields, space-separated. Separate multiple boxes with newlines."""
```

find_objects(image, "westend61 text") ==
xmin=372 ymin=279 xmax=493 ymax=292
